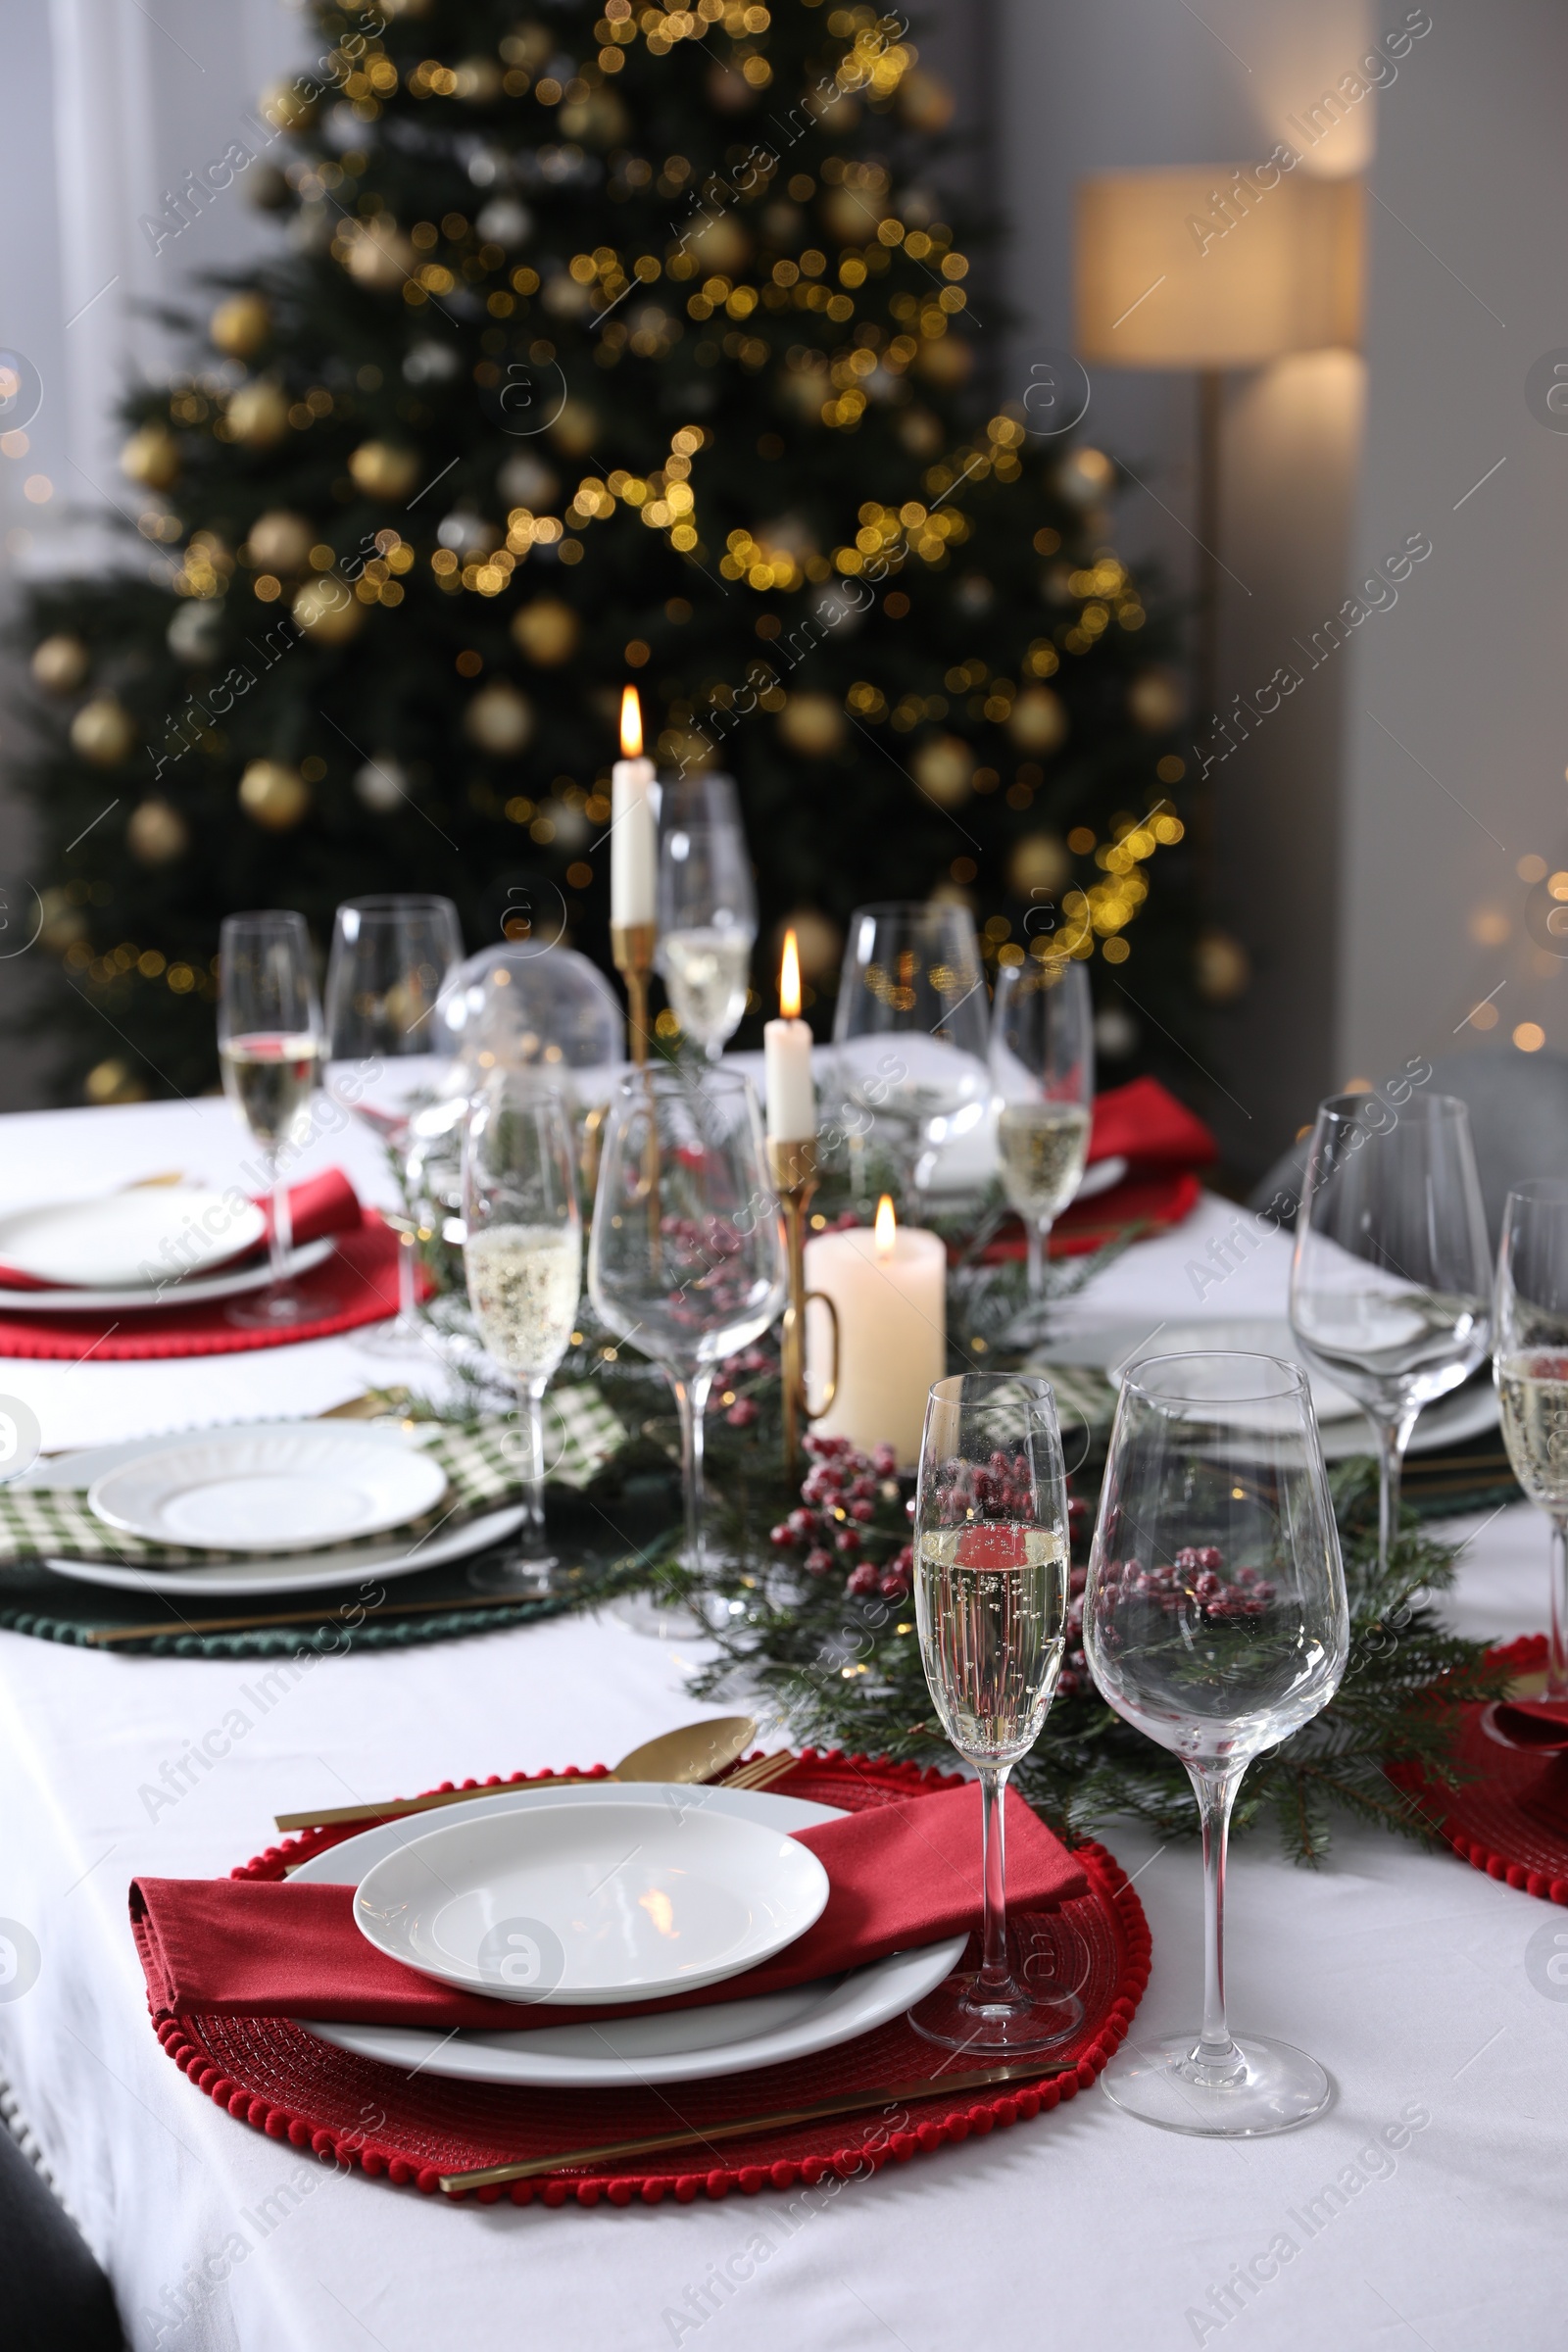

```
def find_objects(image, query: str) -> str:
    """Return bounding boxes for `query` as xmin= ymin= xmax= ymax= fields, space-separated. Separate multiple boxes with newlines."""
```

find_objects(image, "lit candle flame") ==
xmin=779 ymin=926 xmax=802 ymax=1020
xmin=619 ymin=684 xmax=644 ymax=760
xmin=874 ymin=1193 xmax=897 ymax=1259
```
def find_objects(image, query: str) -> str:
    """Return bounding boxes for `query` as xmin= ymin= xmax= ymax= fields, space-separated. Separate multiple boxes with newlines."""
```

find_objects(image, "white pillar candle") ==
xmin=764 ymin=925 xmax=815 ymax=1142
xmin=611 ymin=686 xmax=657 ymax=927
xmin=805 ymin=1196 xmax=947 ymax=1468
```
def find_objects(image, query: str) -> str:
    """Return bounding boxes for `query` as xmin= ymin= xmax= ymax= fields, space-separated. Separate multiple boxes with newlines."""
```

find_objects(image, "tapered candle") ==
xmin=764 ymin=927 xmax=815 ymax=1143
xmin=611 ymin=685 xmax=657 ymax=928
xmin=805 ymin=1194 xmax=947 ymax=1467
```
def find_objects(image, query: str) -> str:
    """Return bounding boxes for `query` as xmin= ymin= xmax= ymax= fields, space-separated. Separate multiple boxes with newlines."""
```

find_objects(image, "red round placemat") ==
xmin=147 ymin=1750 xmax=1151 ymax=2206
xmin=1393 ymin=1637 xmax=1568 ymax=1904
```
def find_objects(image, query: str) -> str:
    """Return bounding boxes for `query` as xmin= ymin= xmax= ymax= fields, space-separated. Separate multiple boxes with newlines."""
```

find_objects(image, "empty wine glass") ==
xmin=588 ymin=1066 xmax=784 ymax=1568
xmin=990 ymin=956 xmax=1094 ymax=1298
xmin=1494 ymin=1181 xmax=1568 ymax=1693
xmin=831 ymin=901 xmax=991 ymax=1211
xmin=463 ymin=1074 xmax=582 ymax=1592
xmin=1290 ymin=1091 xmax=1491 ymax=1584
xmin=1084 ymin=1352 xmax=1348 ymax=2135
xmin=908 ymin=1372 xmax=1082 ymax=2055
xmin=657 ymin=773 xmax=756 ymax=1059
xmin=218 ymin=909 xmax=329 ymax=1328
xmin=324 ymin=895 xmax=464 ymax=1355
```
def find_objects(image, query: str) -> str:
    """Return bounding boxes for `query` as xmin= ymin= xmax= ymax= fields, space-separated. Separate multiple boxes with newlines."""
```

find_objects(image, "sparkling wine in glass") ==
xmin=1290 ymin=1089 xmax=1491 ymax=1586
xmin=218 ymin=910 xmax=329 ymax=1328
xmin=657 ymin=772 xmax=756 ymax=1060
xmin=463 ymin=1074 xmax=582 ymax=1592
xmin=831 ymin=901 xmax=991 ymax=1212
xmin=991 ymin=956 xmax=1094 ymax=1298
xmin=1494 ymin=1181 xmax=1568 ymax=1692
xmin=324 ymin=895 xmax=464 ymax=1356
xmin=908 ymin=1371 xmax=1082 ymax=2056
xmin=1084 ymin=1352 xmax=1348 ymax=2135
xmin=588 ymin=1066 xmax=784 ymax=1568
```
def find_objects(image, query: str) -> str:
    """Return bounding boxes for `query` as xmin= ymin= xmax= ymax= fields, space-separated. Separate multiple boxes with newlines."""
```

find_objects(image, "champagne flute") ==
xmin=990 ymin=956 xmax=1094 ymax=1298
xmin=831 ymin=901 xmax=991 ymax=1213
xmin=1084 ymin=1352 xmax=1348 ymax=2135
xmin=908 ymin=1371 xmax=1081 ymax=2054
xmin=463 ymin=1074 xmax=582 ymax=1592
xmin=657 ymin=773 xmax=757 ymax=1059
xmin=324 ymin=894 xmax=464 ymax=1355
xmin=1289 ymin=1091 xmax=1491 ymax=1585
xmin=588 ymin=1066 xmax=784 ymax=1568
xmin=218 ymin=909 xmax=328 ymax=1328
xmin=1494 ymin=1181 xmax=1568 ymax=1693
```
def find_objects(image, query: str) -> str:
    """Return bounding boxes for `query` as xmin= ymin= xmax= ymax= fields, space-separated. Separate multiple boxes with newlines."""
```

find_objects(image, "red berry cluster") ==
xmin=768 ymin=1434 xmax=914 ymax=1600
xmin=1096 ymin=1544 xmax=1277 ymax=1623
xmin=715 ymin=1344 xmax=771 ymax=1429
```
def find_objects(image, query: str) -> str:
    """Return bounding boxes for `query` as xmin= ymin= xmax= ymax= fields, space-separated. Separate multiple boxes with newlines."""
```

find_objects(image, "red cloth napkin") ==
xmin=130 ymin=1785 xmax=1087 ymax=2031
xmin=1085 ymin=1075 xmax=1217 ymax=1173
xmin=1492 ymin=1697 xmax=1568 ymax=1751
xmin=0 ymin=1167 xmax=364 ymax=1292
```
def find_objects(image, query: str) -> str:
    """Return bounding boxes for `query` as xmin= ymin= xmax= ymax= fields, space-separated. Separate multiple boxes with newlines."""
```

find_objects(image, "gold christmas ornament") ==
xmin=345 ymin=218 xmax=416 ymax=291
xmin=464 ymin=680 xmax=534 ymax=755
xmin=210 ymin=293 xmax=271 ymax=359
xmin=777 ymin=693 xmax=846 ymax=759
xmin=511 ymin=597 xmax=579 ymax=665
xmin=1008 ymin=686 xmax=1069 ymax=756
xmin=292 ymin=576 xmax=364 ymax=643
xmin=226 ymin=380 xmax=289 ymax=448
xmin=707 ymin=59 xmax=758 ymax=112
xmin=31 ymin=634 xmax=88 ymax=695
xmin=687 ymin=213 xmax=752 ymax=274
xmin=820 ymin=185 xmax=888 ymax=244
xmin=1008 ymin=832 xmax=1071 ymax=900
xmin=246 ymin=509 xmax=315 ymax=574
xmin=258 ymin=78 xmax=316 ymax=132
xmin=238 ymin=759 xmax=310 ymax=830
xmin=348 ymin=440 xmax=422 ymax=500
xmin=899 ymin=69 xmax=956 ymax=131
xmin=126 ymin=798 xmax=190 ymax=864
xmin=897 ymin=406 xmax=943 ymax=458
xmin=1195 ymin=928 xmax=1251 ymax=1005
xmin=773 ymin=907 xmax=842 ymax=983
xmin=85 ymin=1058 xmax=147 ymax=1106
xmin=549 ymin=397 xmax=600 ymax=459
xmin=121 ymin=423 xmax=180 ymax=490
xmin=1128 ymin=668 xmax=1186 ymax=732
xmin=916 ymin=338 xmax=972 ymax=388
xmin=912 ymin=732 xmax=974 ymax=807
xmin=70 ymin=697 xmax=136 ymax=767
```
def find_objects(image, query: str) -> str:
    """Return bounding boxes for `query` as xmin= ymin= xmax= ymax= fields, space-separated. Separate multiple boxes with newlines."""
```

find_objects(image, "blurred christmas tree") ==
xmin=13 ymin=0 xmax=1200 ymax=1105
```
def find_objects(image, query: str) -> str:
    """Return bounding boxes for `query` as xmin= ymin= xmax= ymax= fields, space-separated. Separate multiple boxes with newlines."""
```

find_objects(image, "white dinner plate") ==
xmin=1050 ymin=1316 xmax=1500 ymax=1457
xmin=0 ymin=1185 xmax=268 ymax=1290
xmin=353 ymin=1797 xmax=832 ymax=2006
xmin=294 ymin=1783 xmax=966 ymax=2086
xmin=0 ymin=1235 xmax=335 ymax=1314
xmin=88 ymin=1426 xmax=448 ymax=1551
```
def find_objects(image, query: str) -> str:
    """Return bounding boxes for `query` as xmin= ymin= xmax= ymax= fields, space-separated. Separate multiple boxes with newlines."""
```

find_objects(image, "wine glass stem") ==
xmin=1190 ymin=1761 xmax=1245 ymax=2075
xmin=1550 ymin=1514 xmax=1568 ymax=1699
xmin=1026 ymin=1218 xmax=1053 ymax=1301
xmin=1371 ymin=1413 xmax=1415 ymax=1581
xmin=267 ymin=1158 xmax=293 ymax=1288
xmin=668 ymin=1366 xmax=714 ymax=1569
xmin=977 ymin=1763 xmax=1014 ymax=1996
xmin=396 ymin=1229 xmax=417 ymax=1324
xmin=515 ymin=1375 xmax=550 ymax=1542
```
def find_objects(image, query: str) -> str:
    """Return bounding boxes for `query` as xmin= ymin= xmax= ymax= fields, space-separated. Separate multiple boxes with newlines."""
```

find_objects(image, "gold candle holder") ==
xmin=768 ymin=1136 xmax=839 ymax=1480
xmin=611 ymin=920 xmax=657 ymax=1065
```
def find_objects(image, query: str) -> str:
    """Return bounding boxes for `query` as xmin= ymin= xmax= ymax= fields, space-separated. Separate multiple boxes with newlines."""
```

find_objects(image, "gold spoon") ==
xmin=273 ymin=1715 xmax=759 ymax=1833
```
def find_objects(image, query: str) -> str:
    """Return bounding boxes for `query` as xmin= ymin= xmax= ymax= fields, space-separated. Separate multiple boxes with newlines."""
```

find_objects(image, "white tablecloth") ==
xmin=2 ymin=1101 xmax=1565 ymax=2352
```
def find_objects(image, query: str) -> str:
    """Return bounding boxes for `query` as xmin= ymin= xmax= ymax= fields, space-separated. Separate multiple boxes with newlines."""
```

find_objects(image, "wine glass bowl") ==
xmin=657 ymin=772 xmax=757 ymax=1060
xmin=218 ymin=909 xmax=329 ymax=1329
xmin=1494 ymin=1180 xmax=1568 ymax=1691
xmin=830 ymin=902 xmax=991 ymax=1209
xmin=990 ymin=955 xmax=1094 ymax=1298
xmin=1289 ymin=1091 xmax=1491 ymax=1583
xmin=588 ymin=1067 xmax=784 ymax=1567
xmin=908 ymin=1371 xmax=1082 ymax=2056
xmin=1085 ymin=1351 xmax=1348 ymax=2135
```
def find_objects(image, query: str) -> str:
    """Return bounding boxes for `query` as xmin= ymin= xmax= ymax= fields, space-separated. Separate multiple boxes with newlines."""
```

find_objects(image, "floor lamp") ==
xmin=1074 ymin=169 xmax=1362 ymax=827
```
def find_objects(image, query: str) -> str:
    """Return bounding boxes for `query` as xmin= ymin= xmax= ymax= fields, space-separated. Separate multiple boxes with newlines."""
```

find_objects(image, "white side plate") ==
xmin=294 ymin=1783 xmax=967 ymax=2086
xmin=0 ymin=1186 xmax=268 ymax=1289
xmin=353 ymin=1797 xmax=831 ymax=2006
xmin=0 ymin=1235 xmax=334 ymax=1314
xmin=88 ymin=1426 xmax=447 ymax=1551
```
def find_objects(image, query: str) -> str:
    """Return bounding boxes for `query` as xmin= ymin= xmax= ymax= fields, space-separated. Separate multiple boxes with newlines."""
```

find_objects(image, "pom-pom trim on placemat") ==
xmin=1392 ymin=1638 xmax=1568 ymax=1905
xmin=142 ymin=1750 xmax=1152 ymax=2205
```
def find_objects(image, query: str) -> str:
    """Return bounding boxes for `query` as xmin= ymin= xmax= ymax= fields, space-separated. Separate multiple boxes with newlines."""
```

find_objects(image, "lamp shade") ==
xmin=1075 ymin=169 xmax=1362 ymax=368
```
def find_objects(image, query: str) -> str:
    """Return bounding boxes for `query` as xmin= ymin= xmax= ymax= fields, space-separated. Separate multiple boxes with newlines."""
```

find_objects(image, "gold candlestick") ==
xmin=611 ymin=920 xmax=657 ymax=1065
xmin=768 ymin=1136 xmax=839 ymax=1479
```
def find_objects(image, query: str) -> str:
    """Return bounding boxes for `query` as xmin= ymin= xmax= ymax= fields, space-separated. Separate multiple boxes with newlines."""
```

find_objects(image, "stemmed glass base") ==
xmin=467 ymin=1546 xmax=561 ymax=1598
xmin=909 ymin=1909 xmax=1086 ymax=2056
xmin=1100 ymin=2030 xmax=1333 ymax=2137
xmin=225 ymin=1283 xmax=335 ymax=1331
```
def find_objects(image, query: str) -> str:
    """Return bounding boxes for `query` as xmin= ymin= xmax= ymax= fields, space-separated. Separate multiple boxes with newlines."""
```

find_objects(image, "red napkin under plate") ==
xmin=130 ymin=1784 xmax=1086 ymax=2032
xmin=0 ymin=1167 xmax=364 ymax=1293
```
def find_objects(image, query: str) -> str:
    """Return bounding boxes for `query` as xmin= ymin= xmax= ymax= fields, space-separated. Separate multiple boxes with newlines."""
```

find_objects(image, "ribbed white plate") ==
xmin=295 ymin=1783 xmax=966 ymax=2086
xmin=0 ymin=1235 xmax=334 ymax=1313
xmin=88 ymin=1425 xmax=447 ymax=1550
xmin=0 ymin=1185 xmax=267 ymax=1288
